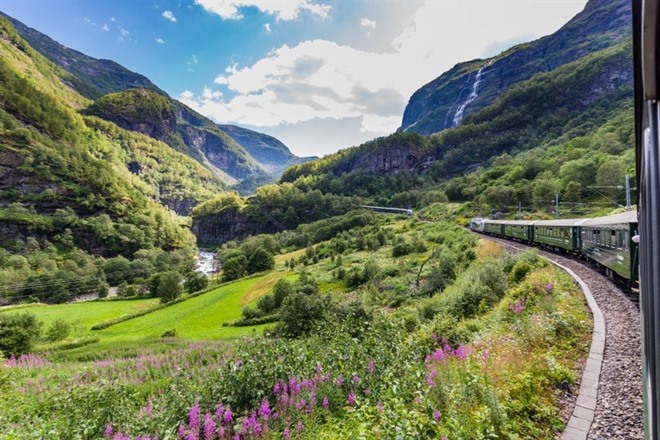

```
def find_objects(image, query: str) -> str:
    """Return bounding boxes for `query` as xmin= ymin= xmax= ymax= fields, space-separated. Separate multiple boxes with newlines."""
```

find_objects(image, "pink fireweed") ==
xmin=433 ymin=409 xmax=442 ymax=421
xmin=352 ymin=373 xmax=359 ymax=387
xmin=104 ymin=423 xmax=113 ymax=438
xmin=367 ymin=358 xmax=375 ymax=374
xmin=347 ymin=392 xmax=356 ymax=406
xmin=377 ymin=400 xmax=384 ymax=415
xmin=189 ymin=403 xmax=201 ymax=432
xmin=322 ymin=397 xmax=329 ymax=410
xmin=203 ymin=413 xmax=215 ymax=440
xmin=544 ymin=282 xmax=554 ymax=294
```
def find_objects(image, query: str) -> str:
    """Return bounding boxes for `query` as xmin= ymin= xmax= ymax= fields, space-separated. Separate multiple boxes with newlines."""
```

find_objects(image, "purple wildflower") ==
xmin=203 ymin=413 xmax=215 ymax=440
xmin=259 ymin=400 xmax=272 ymax=419
xmin=273 ymin=382 xmax=282 ymax=395
xmin=177 ymin=424 xmax=186 ymax=439
xmin=347 ymin=392 xmax=356 ymax=406
xmin=377 ymin=400 xmax=384 ymax=415
xmin=508 ymin=302 xmax=514 ymax=312
xmin=433 ymin=409 xmax=442 ymax=421
xmin=454 ymin=344 xmax=468 ymax=360
xmin=545 ymin=282 xmax=554 ymax=293
xmin=189 ymin=403 xmax=201 ymax=431
xmin=368 ymin=358 xmax=375 ymax=374
xmin=432 ymin=332 xmax=439 ymax=343
xmin=336 ymin=375 xmax=344 ymax=386
xmin=297 ymin=421 xmax=304 ymax=433
xmin=282 ymin=428 xmax=291 ymax=440
xmin=104 ymin=423 xmax=113 ymax=438
xmin=515 ymin=299 xmax=523 ymax=314
xmin=352 ymin=373 xmax=359 ymax=386
xmin=215 ymin=404 xmax=224 ymax=420
xmin=482 ymin=349 xmax=489 ymax=361
xmin=322 ymin=396 xmax=329 ymax=410
xmin=223 ymin=408 xmax=233 ymax=425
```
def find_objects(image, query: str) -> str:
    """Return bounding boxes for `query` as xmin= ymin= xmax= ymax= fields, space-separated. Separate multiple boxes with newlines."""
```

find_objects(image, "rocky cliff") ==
xmin=400 ymin=0 xmax=631 ymax=135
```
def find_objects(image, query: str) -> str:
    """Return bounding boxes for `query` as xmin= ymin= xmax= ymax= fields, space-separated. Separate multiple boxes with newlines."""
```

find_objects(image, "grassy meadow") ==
xmin=0 ymin=216 xmax=592 ymax=439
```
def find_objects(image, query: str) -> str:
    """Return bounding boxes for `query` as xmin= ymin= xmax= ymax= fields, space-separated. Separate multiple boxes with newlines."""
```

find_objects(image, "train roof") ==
xmin=581 ymin=210 xmax=638 ymax=226
xmin=501 ymin=220 xmax=536 ymax=226
xmin=533 ymin=218 xmax=589 ymax=227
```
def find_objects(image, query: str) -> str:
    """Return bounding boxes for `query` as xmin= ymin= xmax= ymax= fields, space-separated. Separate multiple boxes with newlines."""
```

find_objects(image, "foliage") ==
xmin=149 ymin=271 xmax=183 ymax=304
xmin=0 ymin=312 xmax=41 ymax=356
xmin=45 ymin=318 xmax=71 ymax=342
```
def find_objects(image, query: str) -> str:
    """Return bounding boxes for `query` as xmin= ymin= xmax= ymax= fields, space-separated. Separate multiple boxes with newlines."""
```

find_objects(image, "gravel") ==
xmin=486 ymin=237 xmax=644 ymax=439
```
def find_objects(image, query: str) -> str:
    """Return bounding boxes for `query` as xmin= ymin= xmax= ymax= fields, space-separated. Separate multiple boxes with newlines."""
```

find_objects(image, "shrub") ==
xmin=277 ymin=292 xmax=330 ymax=338
xmin=247 ymin=248 xmax=274 ymax=273
xmin=97 ymin=282 xmax=109 ymax=299
xmin=45 ymin=319 xmax=70 ymax=342
xmin=0 ymin=312 xmax=41 ymax=356
xmin=184 ymin=271 xmax=208 ymax=293
xmin=510 ymin=260 xmax=532 ymax=284
xmin=149 ymin=271 xmax=183 ymax=303
xmin=222 ymin=255 xmax=248 ymax=281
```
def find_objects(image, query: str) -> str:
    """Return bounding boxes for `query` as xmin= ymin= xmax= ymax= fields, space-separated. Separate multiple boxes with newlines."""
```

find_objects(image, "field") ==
xmin=0 ymin=217 xmax=593 ymax=439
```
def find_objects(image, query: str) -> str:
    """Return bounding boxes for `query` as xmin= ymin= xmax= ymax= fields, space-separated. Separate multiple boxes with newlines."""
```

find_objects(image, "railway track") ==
xmin=485 ymin=236 xmax=643 ymax=439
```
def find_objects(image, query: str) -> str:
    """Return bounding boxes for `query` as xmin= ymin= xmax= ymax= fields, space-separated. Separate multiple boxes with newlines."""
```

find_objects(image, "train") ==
xmin=469 ymin=211 xmax=639 ymax=284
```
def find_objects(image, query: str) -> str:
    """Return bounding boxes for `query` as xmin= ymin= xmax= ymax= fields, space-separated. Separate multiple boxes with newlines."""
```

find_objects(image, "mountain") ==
xmin=275 ymin=0 xmax=633 ymax=213
xmin=400 ymin=0 xmax=631 ymax=135
xmin=217 ymin=125 xmax=316 ymax=176
xmin=0 ymin=13 xmax=226 ymax=258
xmin=0 ymin=12 xmax=299 ymax=188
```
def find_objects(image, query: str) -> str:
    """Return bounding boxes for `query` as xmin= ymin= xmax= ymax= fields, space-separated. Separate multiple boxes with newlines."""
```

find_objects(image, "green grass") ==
xmin=0 ymin=298 xmax=158 ymax=333
xmin=97 ymin=273 xmax=285 ymax=341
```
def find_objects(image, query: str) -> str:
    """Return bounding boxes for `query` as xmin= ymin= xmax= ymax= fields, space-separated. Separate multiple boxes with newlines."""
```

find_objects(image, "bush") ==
xmin=149 ymin=271 xmax=183 ymax=303
xmin=0 ymin=312 xmax=41 ymax=356
xmin=97 ymin=282 xmax=109 ymax=299
xmin=45 ymin=319 xmax=70 ymax=342
xmin=277 ymin=292 xmax=330 ymax=338
xmin=160 ymin=329 xmax=177 ymax=338
xmin=247 ymin=247 xmax=275 ymax=273
xmin=510 ymin=260 xmax=532 ymax=284
xmin=184 ymin=271 xmax=208 ymax=293
xmin=222 ymin=255 xmax=248 ymax=281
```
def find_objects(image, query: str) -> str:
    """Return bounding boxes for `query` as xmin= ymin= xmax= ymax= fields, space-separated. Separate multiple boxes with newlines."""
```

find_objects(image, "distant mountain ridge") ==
xmin=400 ymin=0 xmax=631 ymax=135
xmin=0 ymin=11 xmax=305 ymax=189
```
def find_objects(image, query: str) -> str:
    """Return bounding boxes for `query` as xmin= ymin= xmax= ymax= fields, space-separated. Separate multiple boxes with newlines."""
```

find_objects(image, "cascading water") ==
xmin=452 ymin=62 xmax=491 ymax=127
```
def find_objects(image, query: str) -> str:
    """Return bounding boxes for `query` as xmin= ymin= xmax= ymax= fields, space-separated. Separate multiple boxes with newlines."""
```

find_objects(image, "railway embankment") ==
xmin=486 ymin=237 xmax=643 ymax=439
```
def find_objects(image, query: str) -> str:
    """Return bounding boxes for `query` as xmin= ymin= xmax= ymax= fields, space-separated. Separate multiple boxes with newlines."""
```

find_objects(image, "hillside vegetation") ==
xmin=1 ymin=215 xmax=591 ymax=438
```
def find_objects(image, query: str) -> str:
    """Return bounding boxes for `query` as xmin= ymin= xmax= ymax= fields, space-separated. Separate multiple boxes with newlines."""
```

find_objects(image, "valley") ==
xmin=0 ymin=0 xmax=641 ymax=438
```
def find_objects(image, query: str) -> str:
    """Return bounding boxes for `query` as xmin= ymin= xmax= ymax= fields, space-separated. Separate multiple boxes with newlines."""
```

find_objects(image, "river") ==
xmin=196 ymin=250 xmax=217 ymax=276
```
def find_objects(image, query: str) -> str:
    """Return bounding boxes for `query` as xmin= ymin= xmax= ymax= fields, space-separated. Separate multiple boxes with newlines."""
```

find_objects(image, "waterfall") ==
xmin=452 ymin=62 xmax=491 ymax=127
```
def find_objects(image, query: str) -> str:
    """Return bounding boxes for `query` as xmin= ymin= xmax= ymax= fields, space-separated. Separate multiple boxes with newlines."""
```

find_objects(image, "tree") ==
xmin=277 ymin=293 xmax=330 ymax=338
xmin=248 ymin=248 xmax=274 ymax=274
xmin=151 ymin=271 xmax=183 ymax=303
xmin=222 ymin=255 xmax=248 ymax=281
xmin=45 ymin=319 xmax=70 ymax=342
xmin=0 ymin=313 xmax=41 ymax=356
xmin=184 ymin=271 xmax=208 ymax=293
xmin=532 ymin=172 xmax=559 ymax=209
xmin=596 ymin=160 xmax=624 ymax=200
xmin=563 ymin=180 xmax=582 ymax=203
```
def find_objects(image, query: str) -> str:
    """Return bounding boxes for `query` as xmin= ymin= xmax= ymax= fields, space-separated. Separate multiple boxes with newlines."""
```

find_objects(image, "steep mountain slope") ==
xmin=0 ymin=11 xmax=161 ymax=101
xmin=0 ymin=14 xmax=222 ymax=257
xmin=278 ymin=0 xmax=633 ymax=212
xmin=0 ymin=11 xmax=296 ymax=187
xmin=217 ymin=125 xmax=316 ymax=175
xmin=400 ymin=0 xmax=631 ymax=135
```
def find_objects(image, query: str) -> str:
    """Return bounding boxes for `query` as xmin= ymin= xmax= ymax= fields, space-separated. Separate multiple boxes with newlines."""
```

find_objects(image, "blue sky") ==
xmin=1 ymin=0 xmax=587 ymax=157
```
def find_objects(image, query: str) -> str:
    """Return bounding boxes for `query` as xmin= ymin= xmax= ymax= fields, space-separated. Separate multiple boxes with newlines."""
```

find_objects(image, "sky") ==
xmin=1 ymin=0 xmax=588 ymax=157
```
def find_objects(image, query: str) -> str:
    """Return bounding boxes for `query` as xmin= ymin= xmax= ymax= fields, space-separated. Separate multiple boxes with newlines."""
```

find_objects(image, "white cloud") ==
xmin=192 ymin=55 xmax=198 ymax=64
xmin=263 ymin=23 xmax=272 ymax=33
xmin=194 ymin=0 xmax=330 ymax=21
xmin=110 ymin=17 xmax=116 ymax=22
xmin=102 ymin=22 xmax=110 ymax=32
xmin=119 ymin=27 xmax=130 ymax=37
xmin=360 ymin=18 xmax=376 ymax=30
xmin=162 ymin=10 xmax=177 ymax=22
xmin=182 ymin=0 xmax=587 ymax=155
xmin=155 ymin=37 xmax=165 ymax=44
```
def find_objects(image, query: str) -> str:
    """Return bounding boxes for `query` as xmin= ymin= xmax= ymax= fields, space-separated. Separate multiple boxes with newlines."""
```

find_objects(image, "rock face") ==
xmin=191 ymin=208 xmax=267 ymax=246
xmin=400 ymin=0 xmax=631 ymax=135
xmin=217 ymin=124 xmax=316 ymax=176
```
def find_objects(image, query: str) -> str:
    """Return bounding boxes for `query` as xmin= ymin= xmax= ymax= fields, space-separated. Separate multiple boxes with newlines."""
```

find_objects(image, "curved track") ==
xmin=485 ymin=236 xmax=643 ymax=439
